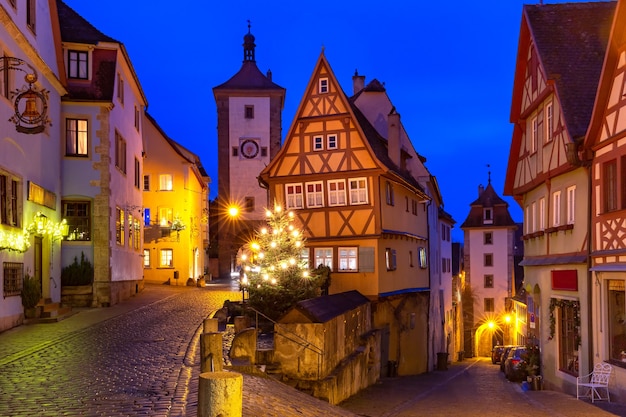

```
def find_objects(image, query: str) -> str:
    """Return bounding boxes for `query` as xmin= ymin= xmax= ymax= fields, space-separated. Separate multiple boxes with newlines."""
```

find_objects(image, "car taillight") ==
xmin=512 ymin=359 xmax=520 ymax=365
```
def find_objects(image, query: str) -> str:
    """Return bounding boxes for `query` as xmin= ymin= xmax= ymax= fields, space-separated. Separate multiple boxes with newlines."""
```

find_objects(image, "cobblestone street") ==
xmin=0 ymin=284 xmax=240 ymax=417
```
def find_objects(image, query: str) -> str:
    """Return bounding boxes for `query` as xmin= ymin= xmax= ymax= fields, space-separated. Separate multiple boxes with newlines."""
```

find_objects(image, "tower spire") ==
xmin=243 ymin=20 xmax=256 ymax=62
xmin=487 ymin=164 xmax=491 ymax=185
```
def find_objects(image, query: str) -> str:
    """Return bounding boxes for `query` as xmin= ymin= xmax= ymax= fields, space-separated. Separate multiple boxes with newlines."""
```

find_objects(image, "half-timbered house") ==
xmin=259 ymin=52 xmax=431 ymax=375
xmin=505 ymin=1 xmax=615 ymax=394
xmin=585 ymin=0 xmax=626 ymax=400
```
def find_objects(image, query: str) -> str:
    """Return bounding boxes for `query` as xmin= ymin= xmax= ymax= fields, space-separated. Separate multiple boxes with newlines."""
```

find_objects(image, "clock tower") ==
xmin=213 ymin=24 xmax=285 ymax=279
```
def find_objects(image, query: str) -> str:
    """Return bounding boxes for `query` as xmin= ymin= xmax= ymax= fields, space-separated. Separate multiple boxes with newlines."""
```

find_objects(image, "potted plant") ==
xmin=21 ymin=272 xmax=41 ymax=318
xmin=523 ymin=344 xmax=542 ymax=390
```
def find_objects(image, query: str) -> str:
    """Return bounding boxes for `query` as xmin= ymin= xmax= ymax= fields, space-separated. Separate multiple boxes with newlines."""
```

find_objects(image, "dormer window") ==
xmin=483 ymin=208 xmax=493 ymax=224
xmin=68 ymin=50 xmax=88 ymax=79
xmin=319 ymin=78 xmax=328 ymax=94
xmin=245 ymin=105 xmax=254 ymax=119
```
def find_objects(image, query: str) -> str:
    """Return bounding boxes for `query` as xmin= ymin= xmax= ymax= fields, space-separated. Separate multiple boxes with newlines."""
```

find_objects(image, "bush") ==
xmin=21 ymin=272 xmax=41 ymax=309
xmin=61 ymin=252 xmax=94 ymax=286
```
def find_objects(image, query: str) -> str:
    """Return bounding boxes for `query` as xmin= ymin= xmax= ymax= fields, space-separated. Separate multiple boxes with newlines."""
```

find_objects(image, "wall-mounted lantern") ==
xmin=1 ymin=56 xmax=51 ymax=134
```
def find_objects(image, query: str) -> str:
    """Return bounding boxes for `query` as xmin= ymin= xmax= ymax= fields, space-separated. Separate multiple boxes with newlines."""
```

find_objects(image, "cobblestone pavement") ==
xmin=3 ymin=283 xmax=626 ymax=417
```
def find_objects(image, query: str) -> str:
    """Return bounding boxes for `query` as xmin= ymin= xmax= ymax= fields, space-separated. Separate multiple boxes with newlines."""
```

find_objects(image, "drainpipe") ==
xmin=585 ymin=152 xmax=593 ymax=372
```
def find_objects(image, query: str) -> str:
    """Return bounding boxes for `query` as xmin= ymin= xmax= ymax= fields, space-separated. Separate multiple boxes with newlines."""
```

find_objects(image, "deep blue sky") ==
xmin=62 ymin=0 xmax=592 ymax=242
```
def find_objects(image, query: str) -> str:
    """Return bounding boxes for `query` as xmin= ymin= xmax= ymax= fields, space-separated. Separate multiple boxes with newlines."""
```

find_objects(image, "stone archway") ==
xmin=475 ymin=322 xmax=502 ymax=357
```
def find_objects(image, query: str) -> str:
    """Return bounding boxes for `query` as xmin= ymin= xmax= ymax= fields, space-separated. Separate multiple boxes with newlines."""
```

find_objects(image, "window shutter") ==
xmin=359 ymin=247 xmax=375 ymax=272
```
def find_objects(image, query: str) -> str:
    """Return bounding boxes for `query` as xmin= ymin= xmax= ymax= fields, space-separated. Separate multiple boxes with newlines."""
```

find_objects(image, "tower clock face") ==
xmin=241 ymin=139 xmax=259 ymax=159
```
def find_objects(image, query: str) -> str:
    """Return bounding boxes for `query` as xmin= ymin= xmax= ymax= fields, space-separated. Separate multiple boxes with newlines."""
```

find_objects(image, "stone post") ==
xmin=200 ymin=332 xmax=223 ymax=373
xmin=203 ymin=318 xmax=219 ymax=333
xmin=197 ymin=371 xmax=242 ymax=417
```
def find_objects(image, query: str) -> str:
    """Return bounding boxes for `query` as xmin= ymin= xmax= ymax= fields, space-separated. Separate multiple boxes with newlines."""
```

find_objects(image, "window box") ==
xmin=546 ymin=227 xmax=558 ymax=234
xmin=557 ymin=224 xmax=574 ymax=231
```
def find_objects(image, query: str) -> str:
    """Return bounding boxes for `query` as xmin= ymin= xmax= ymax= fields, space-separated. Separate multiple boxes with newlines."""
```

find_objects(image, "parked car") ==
xmin=499 ymin=345 xmax=517 ymax=372
xmin=504 ymin=346 xmax=528 ymax=381
xmin=492 ymin=345 xmax=513 ymax=364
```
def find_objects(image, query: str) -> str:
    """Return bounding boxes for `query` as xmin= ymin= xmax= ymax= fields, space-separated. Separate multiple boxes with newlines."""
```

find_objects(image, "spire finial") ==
xmin=247 ymin=19 xmax=251 ymax=33
xmin=243 ymin=20 xmax=256 ymax=62
xmin=487 ymin=164 xmax=491 ymax=184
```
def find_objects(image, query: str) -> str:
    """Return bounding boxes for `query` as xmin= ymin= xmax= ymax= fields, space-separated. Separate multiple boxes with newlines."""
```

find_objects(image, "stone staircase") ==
xmin=26 ymin=298 xmax=75 ymax=323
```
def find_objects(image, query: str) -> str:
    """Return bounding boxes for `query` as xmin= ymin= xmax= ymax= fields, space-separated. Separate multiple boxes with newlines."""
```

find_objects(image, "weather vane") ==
xmin=486 ymin=164 xmax=491 ymax=184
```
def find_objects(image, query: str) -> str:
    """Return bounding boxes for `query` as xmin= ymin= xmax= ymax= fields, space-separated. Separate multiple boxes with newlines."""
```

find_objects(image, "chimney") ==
xmin=478 ymin=184 xmax=484 ymax=196
xmin=266 ymin=69 xmax=272 ymax=81
xmin=388 ymin=109 xmax=401 ymax=168
xmin=352 ymin=70 xmax=365 ymax=95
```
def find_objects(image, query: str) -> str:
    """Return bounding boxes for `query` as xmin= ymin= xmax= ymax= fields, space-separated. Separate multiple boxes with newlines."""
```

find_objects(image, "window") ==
xmin=327 ymin=134 xmax=338 ymax=150
xmin=245 ymin=105 xmax=254 ymax=119
xmin=412 ymin=200 xmax=418 ymax=215
xmin=134 ymin=106 xmax=140 ymax=131
xmin=116 ymin=207 xmax=124 ymax=245
xmin=483 ymin=208 xmax=493 ymax=224
xmin=546 ymin=103 xmax=553 ymax=142
xmin=531 ymin=116 xmax=538 ymax=153
xmin=144 ymin=208 xmax=151 ymax=226
xmin=68 ymin=50 xmax=88 ymax=79
xmin=406 ymin=197 xmax=410 ymax=212
xmin=566 ymin=186 xmax=575 ymax=225
xmin=338 ymin=247 xmax=357 ymax=271
xmin=531 ymin=201 xmax=537 ymax=232
xmin=525 ymin=205 xmax=530 ymax=234
xmin=604 ymin=160 xmax=618 ymax=212
xmin=314 ymin=248 xmax=333 ymax=270
xmin=1 ymin=54 xmax=12 ymax=99
xmin=285 ymin=183 xmax=304 ymax=209
xmin=305 ymin=182 xmax=323 ymax=208
xmin=3 ymin=262 xmax=23 ymax=297
xmin=127 ymin=213 xmax=133 ymax=249
xmin=553 ymin=191 xmax=562 ymax=226
xmin=349 ymin=178 xmax=368 ymax=205
xmin=134 ymin=158 xmax=140 ymax=189
xmin=328 ymin=180 xmax=346 ymax=206
xmin=0 ymin=173 xmax=20 ymax=227
xmin=409 ymin=250 xmax=414 ymax=267
xmin=245 ymin=197 xmax=254 ymax=212
xmin=159 ymin=207 xmax=173 ymax=227
xmin=609 ymin=280 xmax=626 ymax=365
xmin=62 ymin=201 xmax=90 ymax=241
xmin=133 ymin=219 xmax=140 ymax=250
xmin=385 ymin=181 xmax=394 ymax=206
xmin=143 ymin=175 xmax=150 ymax=191
xmin=484 ymin=253 xmax=493 ymax=267
xmin=385 ymin=248 xmax=397 ymax=271
xmin=484 ymin=298 xmax=495 ymax=312
xmin=484 ymin=232 xmax=493 ymax=245
xmin=557 ymin=299 xmax=580 ymax=375
xmin=319 ymin=78 xmax=328 ymax=94
xmin=65 ymin=119 xmax=88 ymax=156
xmin=143 ymin=249 xmax=150 ymax=267
xmin=159 ymin=174 xmax=173 ymax=191
xmin=622 ymin=156 xmax=626 ymax=210
xmin=539 ymin=197 xmax=545 ymax=230
xmin=26 ymin=0 xmax=35 ymax=32
xmin=261 ymin=147 xmax=268 ymax=157
xmin=115 ymin=132 xmax=127 ymax=174
xmin=160 ymin=249 xmax=173 ymax=267
xmin=484 ymin=275 xmax=494 ymax=288
xmin=313 ymin=135 xmax=323 ymax=151
xmin=419 ymin=247 xmax=428 ymax=269
xmin=117 ymin=73 xmax=124 ymax=104
xmin=7 ymin=0 xmax=16 ymax=9
xmin=232 ymin=147 xmax=239 ymax=157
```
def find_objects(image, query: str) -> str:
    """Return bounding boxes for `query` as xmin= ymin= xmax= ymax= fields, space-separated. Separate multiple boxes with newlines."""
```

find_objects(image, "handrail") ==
xmin=245 ymin=305 xmax=324 ymax=378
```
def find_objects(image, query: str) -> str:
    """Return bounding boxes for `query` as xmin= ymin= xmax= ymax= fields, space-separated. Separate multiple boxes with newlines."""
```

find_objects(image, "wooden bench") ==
xmin=576 ymin=362 xmax=612 ymax=403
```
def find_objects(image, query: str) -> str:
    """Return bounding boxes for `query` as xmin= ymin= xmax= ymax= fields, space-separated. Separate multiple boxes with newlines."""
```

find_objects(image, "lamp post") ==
xmin=1 ymin=56 xmax=51 ymax=134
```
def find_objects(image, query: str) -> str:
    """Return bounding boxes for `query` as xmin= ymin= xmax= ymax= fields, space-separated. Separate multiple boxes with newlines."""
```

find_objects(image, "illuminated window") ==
xmin=116 ymin=207 xmax=125 ymax=246
xmin=62 ymin=201 xmax=90 ymax=241
xmin=553 ymin=191 xmax=562 ymax=226
xmin=567 ymin=186 xmax=575 ymax=225
xmin=338 ymin=247 xmax=357 ymax=271
xmin=539 ymin=197 xmax=545 ymax=230
xmin=349 ymin=178 xmax=368 ymax=205
xmin=531 ymin=116 xmax=538 ymax=153
xmin=306 ymin=181 xmax=323 ymax=208
xmin=314 ymin=248 xmax=333 ymax=270
xmin=419 ymin=247 xmax=428 ymax=269
xmin=159 ymin=207 xmax=173 ymax=227
xmin=545 ymin=102 xmax=553 ymax=142
xmin=143 ymin=249 xmax=150 ymax=267
xmin=385 ymin=248 xmax=397 ymax=271
xmin=159 ymin=174 xmax=173 ymax=191
xmin=160 ymin=249 xmax=173 ymax=267
xmin=385 ymin=181 xmax=394 ymax=206
xmin=66 ymin=119 xmax=88 ymax=156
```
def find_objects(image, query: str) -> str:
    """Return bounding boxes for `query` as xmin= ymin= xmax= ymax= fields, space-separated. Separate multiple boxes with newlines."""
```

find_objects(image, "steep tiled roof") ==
xmin=56 ymin=0 xmax=118 ymax=44
xmin=280 ymin=290 xmax=370 ymax=323
xmin=213 ymin=61 xmax=285 ymax=91
xmin=460 ymin=183 xmax=516 ymax=228
xmin=525 ymin=1 xmax=615 ymax=139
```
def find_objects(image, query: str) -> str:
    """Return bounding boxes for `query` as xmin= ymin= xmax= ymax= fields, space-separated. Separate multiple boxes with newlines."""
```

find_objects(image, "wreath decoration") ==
xmin=549 ymin=298 xmax=581 ymax=346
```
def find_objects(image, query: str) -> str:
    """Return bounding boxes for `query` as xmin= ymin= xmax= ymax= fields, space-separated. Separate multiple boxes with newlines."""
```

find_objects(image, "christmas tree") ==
xmin=238 ymin=203 xmax=325 ymax=320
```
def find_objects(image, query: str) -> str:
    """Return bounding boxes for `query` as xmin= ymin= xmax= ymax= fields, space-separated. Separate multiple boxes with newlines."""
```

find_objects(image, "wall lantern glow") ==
xmin=1 ymin=56 xmax=51 ymax=134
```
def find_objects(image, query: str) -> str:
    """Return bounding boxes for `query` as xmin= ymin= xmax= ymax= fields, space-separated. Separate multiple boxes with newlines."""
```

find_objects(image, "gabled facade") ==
xmin=259 ymin=52 xmax=431 ymax=375
xmin=585 ymin=0 xmax=626 ymax=401
xmin=461 ymin=181 xmax=517 ymax=357
xmin=213 ymin=26 xmax=285 ymax=280
xmin=505 ymin=1 xmax=615 ymax=394
xmin=350 ymin=74 xmax=456 ymax=367
xmin=57 ymin=0 xmax=147 ymax=306
xmin=0 ymin=0 xmax=67 ymax=331
xmin=142 ymin=113 xmax=210 ymax=285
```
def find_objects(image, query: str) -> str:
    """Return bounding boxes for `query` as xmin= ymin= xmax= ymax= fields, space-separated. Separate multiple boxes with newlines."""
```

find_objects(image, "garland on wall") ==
xmin=549 ymin=298 xmax=581 ymax=346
